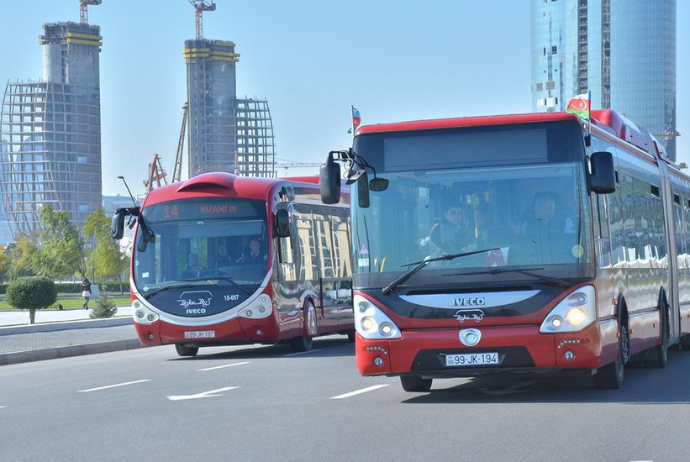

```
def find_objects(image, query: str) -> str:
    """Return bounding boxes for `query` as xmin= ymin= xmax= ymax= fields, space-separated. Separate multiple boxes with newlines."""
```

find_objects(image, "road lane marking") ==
xmin=198 ymin=361 xmax=251 ymax=371
xmin=285 ymin=349 xmax=322 ymax=357
xmin=330 ymin=384 xmax=389 ymax=399
xmin=167 ymin=386 xmax=239 ymax=401
xmin=0 ymin=406 xmax=6 ymax=409
xmin=78 ymin=379 xmax=151 ymax=393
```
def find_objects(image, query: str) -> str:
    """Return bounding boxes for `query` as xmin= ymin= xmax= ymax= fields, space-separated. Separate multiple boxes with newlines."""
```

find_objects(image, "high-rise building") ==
xmin=0 ymin=21 xmax=102 ymax=239
xmin=531 ymin=0 xmax=677 ymax=160
xmin=184 ymin=39 xmax=276 ymax=178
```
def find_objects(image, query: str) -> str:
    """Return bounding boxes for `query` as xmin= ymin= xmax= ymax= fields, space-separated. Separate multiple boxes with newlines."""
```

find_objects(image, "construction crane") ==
xmin=144 ymin=153 xmax=168 ymax=192
xmin=171 ymin=103 xmax=189 ymax=183
xmin=188 ymin=0 xmax=216 ymax=40
xmin=79 ymin=0 xmax=102 ymax=24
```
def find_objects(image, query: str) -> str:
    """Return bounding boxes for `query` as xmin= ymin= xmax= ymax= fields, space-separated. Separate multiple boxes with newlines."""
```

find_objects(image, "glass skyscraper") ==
xmin=531 ymin=0 xmax=677 ymax=160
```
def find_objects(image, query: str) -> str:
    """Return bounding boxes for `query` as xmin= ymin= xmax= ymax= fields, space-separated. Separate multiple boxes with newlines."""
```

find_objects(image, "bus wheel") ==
xmin=289 ymin=302 xmax=315 ymax=352
xmin=400 ymin=375 xmax=433 ymax=392
xmin=175 ymin=343 xmax=199 ymax=357
xmin=594 ymin=322 xmax=628 ymax=389
xmin=649 ymin=303 xmax=669 ymax=368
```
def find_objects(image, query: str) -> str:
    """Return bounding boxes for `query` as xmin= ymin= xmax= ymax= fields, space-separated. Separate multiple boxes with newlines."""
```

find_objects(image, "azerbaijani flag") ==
xmin=352 ymin=106 xmax=361 ymax=131
xmin=566 ymin=91 xmax=591 ymax=120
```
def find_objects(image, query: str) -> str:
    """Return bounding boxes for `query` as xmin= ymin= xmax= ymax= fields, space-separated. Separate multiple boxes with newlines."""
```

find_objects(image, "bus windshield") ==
xmin=352 ymin=162 xmax=592 ymax=279
xmin=132 ymin=197 xmax=269 ymax=295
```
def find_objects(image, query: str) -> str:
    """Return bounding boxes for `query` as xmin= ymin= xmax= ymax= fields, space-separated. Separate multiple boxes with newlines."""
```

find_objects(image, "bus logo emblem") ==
xmin=453 ymin=309 xmax=485 ymax=323
xmin=177 ymin=291 xmax=213 ymax=309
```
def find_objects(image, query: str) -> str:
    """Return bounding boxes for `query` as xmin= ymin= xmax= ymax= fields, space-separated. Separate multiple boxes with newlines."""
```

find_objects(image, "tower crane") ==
xmin=144 ymin=153 xmax=168 ymax=193
xmin=171 ymin=103 xmax=189 ymax=183
xmin=79 ymin=0 xmax=102 ymax=24
xmin=188 ymin=0 xmax=216 ymax=40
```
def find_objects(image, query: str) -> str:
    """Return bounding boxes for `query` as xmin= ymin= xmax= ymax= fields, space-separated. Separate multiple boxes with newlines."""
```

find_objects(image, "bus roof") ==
xmin=354 ymin=112 xmax=580 ymax=135
xmin=355 ymin=109 xmax=669 ymax=162
xmin=143 ymin=172 xmax=317 ymax=206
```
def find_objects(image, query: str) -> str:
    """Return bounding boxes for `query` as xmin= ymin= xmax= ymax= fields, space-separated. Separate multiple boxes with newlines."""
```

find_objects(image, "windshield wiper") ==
xmin=382 ymin=248 xmax=500 ymax=296
xmin=451 ymin=267 xmax=570 ymax=289
xmin=143 ymin=277 xmax=252 ymax=299
xmin=199 ymin=276 xmax=252 ymax=295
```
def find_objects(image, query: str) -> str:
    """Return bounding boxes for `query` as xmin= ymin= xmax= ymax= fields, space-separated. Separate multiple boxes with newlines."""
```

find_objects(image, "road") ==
xmin=1 ymin=336 xmax=690 ymax=462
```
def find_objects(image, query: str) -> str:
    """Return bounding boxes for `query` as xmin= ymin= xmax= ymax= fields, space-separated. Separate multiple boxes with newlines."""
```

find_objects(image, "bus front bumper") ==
xmin=355 ymin=323 xmax=609 ymax=378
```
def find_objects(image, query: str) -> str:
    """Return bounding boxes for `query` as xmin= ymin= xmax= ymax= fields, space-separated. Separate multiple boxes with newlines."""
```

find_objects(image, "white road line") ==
xmin=167 ymin=386 xmax=239 ymax=401
xmin=0 ymin=405 xmax=6 ymax=409
xmin=198 ymin=361 xmax=251 ymax=372
xmin=78 ymin=379 xmax=151 ymax=393
xmin=285 ymin=349 xmax=323 ymax=357
xmin=330 ymin=384 xmax=390 ymax=399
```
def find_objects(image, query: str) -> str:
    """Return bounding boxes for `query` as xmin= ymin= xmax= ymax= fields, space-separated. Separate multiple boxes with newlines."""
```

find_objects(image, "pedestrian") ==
xmin=80 ymin=278 xmax=92 ymax=310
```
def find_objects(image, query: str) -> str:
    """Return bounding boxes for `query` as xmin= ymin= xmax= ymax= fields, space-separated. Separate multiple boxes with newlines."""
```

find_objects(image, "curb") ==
xmin=0 ymin=339 xmax=146 ymax=366
xmin=0 ymin=316 xmax=132 ymax=335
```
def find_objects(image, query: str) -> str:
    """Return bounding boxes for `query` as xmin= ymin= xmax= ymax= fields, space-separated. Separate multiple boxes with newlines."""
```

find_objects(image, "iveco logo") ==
xmin=453 ymin=297 xmax=486 ymax=307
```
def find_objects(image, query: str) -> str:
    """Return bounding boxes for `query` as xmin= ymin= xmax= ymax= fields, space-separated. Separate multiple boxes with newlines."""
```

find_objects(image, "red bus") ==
xmin=320 ymin=110 xmax=690 ymax=391
xmin=112 ymin=172 xmax=353 ymax=356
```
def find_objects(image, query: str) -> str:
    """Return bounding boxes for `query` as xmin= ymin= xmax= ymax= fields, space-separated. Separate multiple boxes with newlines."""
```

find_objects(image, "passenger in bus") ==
xmin=237 ymin=238 xmax=267 ymax=263
xmin=426 ymin=204 xmax=473 ymax=255
xmin=520 ymin=192 xmax=576 ymax=264
xmin=215 ymin=243 xmax=232 ymax=269
xmin=522 ymin=192 xmax=575 ymax=236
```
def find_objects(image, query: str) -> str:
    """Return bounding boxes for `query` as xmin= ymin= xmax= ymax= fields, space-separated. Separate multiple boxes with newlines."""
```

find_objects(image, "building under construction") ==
xmin=0 ymin=20 xmax=102 ymax=238
xmin=184 ymin=1 xmax=276 ymax=178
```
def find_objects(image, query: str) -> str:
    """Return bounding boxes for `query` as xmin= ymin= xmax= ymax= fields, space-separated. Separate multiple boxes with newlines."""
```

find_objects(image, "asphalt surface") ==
xmin=0 ymin=305 xmax=144 ymax=366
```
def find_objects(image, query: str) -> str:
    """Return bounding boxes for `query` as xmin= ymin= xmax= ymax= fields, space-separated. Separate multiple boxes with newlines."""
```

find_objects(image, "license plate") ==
xmin=445 ymin=352 xmax=499 ymax=367
xmin=184 ymin=330 xmax=215 ymax=339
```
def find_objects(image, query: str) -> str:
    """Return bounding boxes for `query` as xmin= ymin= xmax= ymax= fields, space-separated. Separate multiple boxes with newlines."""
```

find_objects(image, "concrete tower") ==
xmin=0 ymin=21 xmax=103 ymax=238
xmin=184 ymin=1 xmax=275 ymax=178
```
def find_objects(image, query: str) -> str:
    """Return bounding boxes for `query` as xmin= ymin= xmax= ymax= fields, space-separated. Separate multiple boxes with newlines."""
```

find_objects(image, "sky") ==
xmin=1 ymin=0 xmax=688 ymax=197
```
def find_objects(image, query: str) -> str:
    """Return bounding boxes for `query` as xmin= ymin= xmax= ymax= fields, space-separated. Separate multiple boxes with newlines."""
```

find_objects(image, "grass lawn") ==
xmin=0 ymin=294 xmax=131 ymax=311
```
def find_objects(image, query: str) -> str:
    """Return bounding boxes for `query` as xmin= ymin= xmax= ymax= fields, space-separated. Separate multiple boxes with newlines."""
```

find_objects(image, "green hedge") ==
xmin=0 ymin=281 xmax=128 ymax=295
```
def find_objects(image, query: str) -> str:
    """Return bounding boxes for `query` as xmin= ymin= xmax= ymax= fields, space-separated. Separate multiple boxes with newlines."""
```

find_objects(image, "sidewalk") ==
xmin=0 ymin=305 xmax=145 ymax=366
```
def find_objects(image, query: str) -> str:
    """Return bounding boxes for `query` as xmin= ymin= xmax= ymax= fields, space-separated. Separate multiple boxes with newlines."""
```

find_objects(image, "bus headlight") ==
xmin=540 ymin=285 xmax=596 ymax=333
xmin=565 ymin=307 xmax=586 ymax=326
xmin=354 ymin=294 xmax=401 ymax=340
xmin=132 ymin=301 xmax=159 ymax=325
xmin=361 ymin=316 xmax=378 ymax=333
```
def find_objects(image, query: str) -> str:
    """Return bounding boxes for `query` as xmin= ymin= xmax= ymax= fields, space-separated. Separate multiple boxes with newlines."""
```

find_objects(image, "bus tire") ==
xmin=400 ymin=375 xmax=433 ymax=392
xmin=594 ymin=321 xmax=628 ymax=389
xmin=289 ymin=302 xmax=315 ymax=352
xmin=649 ymin=301 xmax=669 ymax=368
xmin=175 ymin=343 xmax=199 ymax=357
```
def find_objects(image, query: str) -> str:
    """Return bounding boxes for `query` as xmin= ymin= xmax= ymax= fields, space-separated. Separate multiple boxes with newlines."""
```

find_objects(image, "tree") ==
xmin=0 ymin=244 xmax=9 ymax=282
xmin=34 ymin=205 xmax=86 ymax=279
xmin=6 ymin=276 xmax=58 ymax=324
xmin=83 ymin=207 xmax=127 ymax=291
xmin=90 ymin=286 xmax=118 ymax=318
xmin=7 ymin=234 xmax=39 ymax=280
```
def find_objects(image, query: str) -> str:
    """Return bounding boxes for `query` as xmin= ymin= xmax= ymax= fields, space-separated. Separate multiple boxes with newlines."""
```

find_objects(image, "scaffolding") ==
xmin=235 ymin=98 xmax=276 ymax=178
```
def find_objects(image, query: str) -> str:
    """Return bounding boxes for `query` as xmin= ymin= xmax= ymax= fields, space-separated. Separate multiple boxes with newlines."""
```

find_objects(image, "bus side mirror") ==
xmin=111 ymin=210 xmax=125 ymax=239
xmin=275 ymin=209 xmax=290 ymax=238
xmin=589 ymin=151 xmax=616 ymax=194
xmin=358 ymin=172 xmax=370 ymax=208
xmin=320 ymin=156 xmax=341 ymax=204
